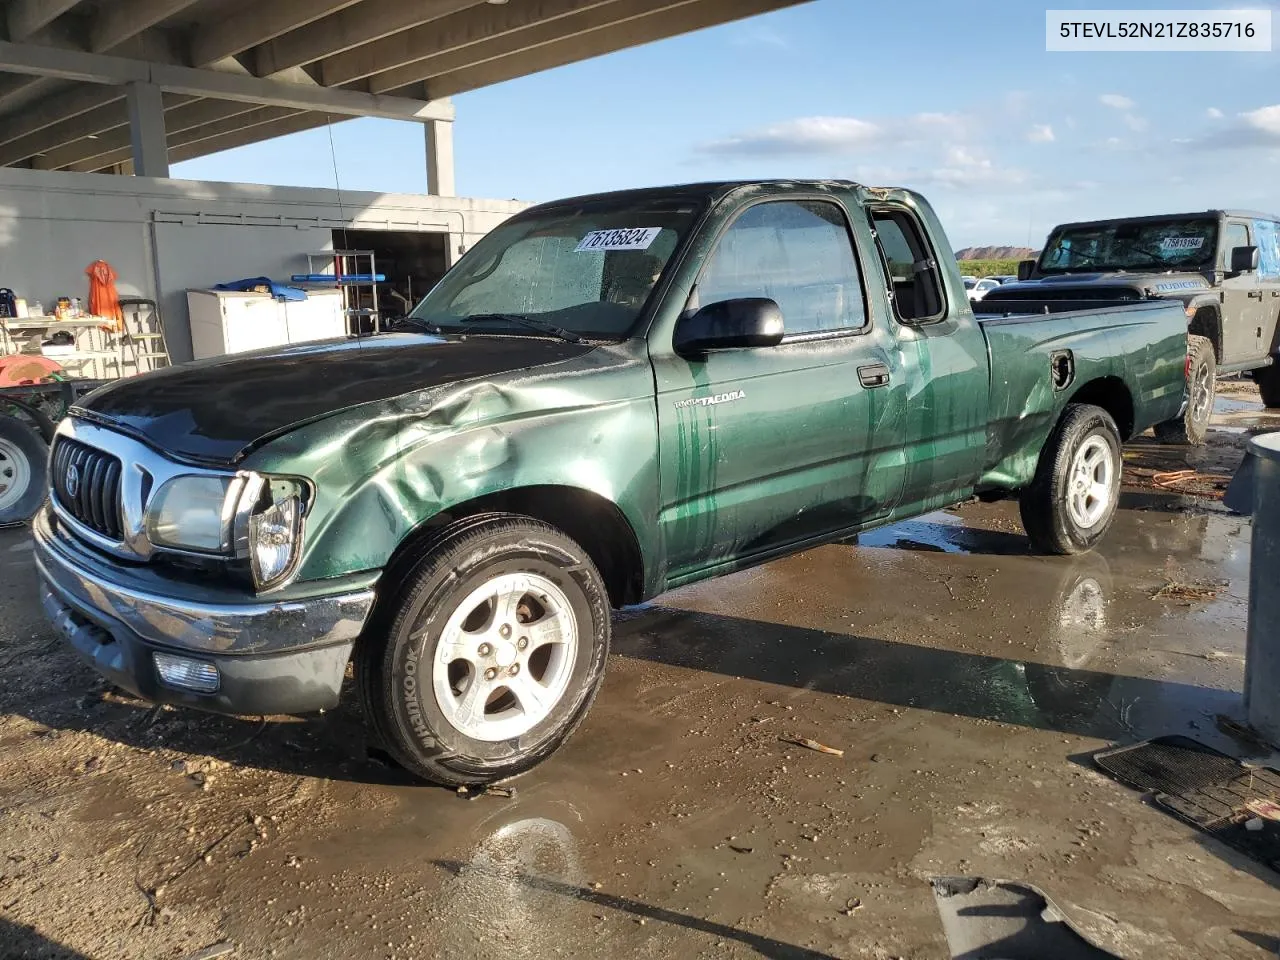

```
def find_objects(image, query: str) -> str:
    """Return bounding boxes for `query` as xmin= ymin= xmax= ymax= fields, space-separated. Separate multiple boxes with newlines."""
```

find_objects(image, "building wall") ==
xmin=0 ymin=167 xmax=529 ymax=362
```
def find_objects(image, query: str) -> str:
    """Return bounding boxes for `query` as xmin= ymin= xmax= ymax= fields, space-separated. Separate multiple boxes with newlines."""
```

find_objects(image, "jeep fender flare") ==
xmin=1183 ymin=295 xmax=1223 ymax=362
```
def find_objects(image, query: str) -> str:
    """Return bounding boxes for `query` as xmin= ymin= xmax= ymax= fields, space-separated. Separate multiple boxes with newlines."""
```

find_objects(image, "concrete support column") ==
xmin=425 ymin=117 xmax=455 ymax=197
xmin=126 ymin=81 xmax=168 ymax=179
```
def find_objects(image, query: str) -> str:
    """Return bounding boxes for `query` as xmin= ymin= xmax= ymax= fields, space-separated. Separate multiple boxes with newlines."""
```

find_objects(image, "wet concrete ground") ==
xmin=1 ymin=387 xmax=1279 ymax=959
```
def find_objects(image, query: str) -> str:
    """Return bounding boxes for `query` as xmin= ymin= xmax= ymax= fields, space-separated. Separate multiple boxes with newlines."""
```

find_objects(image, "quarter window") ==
xmin=694 ymin=200 xmax=867 ymax=336
xmin=870 ymin=207 xmax=946 ymax=322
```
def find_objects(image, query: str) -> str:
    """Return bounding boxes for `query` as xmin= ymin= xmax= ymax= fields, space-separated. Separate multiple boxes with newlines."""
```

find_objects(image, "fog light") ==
xmin=154 ymin=653 xmax=220 ymax=693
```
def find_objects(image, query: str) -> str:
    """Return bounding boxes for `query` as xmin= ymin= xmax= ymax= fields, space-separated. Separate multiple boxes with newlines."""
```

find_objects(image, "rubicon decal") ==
xmin=674 ymin=389 xmax=746 ymax=409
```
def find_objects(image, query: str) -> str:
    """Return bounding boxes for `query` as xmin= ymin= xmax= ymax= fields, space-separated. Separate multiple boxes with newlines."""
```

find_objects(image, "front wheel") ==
xmin=1154 ymin=334 xmax=1215 ymax=445
xmin=1019 ymin=404 xmax=1122 ymax=555
xmin=357 ymin=516 xmax=610 ymax=787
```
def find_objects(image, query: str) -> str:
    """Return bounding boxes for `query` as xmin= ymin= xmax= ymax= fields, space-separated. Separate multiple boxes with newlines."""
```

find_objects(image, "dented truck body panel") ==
xmin=45 ymin=179 xmax=1189 ymax=719
xmin=240 ymin=339 xmax=663 ymax=589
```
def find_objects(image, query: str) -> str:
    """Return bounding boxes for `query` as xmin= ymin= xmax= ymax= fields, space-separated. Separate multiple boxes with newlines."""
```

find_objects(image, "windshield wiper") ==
xmin=395 ymin=315 xmax=446 ymax=334
xmin=462 ymin=313 xmax=586 ymax=344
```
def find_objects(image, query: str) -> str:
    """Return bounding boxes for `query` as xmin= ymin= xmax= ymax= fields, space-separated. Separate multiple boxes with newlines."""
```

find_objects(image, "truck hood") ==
xmin=74 ymin=334 xmax=595 ymax=465
xmin=990 ymin=271 xmax=1212 ymax=298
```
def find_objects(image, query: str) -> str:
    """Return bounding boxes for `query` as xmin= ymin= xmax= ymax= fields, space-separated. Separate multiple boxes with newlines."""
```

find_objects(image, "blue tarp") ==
xmin=212 ymin=277 xmax=307 ymax=301
xmin=1253 ymin=219 xmax=1280 ymax=281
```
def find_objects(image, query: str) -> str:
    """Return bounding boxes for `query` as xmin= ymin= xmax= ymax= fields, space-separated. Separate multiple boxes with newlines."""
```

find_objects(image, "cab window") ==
xmin=693 ymin=200 xmax=868 ymax=336
xmin=869 ymin=207 xmax=946 ymax=322
xmin=1222 ymin=221 xmax=1251 ymax=270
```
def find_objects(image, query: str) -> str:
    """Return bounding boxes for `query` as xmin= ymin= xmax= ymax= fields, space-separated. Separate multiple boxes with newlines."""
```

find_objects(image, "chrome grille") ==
xmin=51 ymin=437 xmax=124 ymax=540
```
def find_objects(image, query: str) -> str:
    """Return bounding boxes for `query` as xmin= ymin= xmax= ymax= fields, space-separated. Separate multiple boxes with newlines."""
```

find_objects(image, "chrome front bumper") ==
xmin=34 ymin=508 xmax=378 ymax=715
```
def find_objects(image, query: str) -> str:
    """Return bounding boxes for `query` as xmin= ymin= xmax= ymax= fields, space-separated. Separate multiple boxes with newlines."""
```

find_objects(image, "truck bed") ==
xmin=975 ymin=299 xmax=1188 ymax=491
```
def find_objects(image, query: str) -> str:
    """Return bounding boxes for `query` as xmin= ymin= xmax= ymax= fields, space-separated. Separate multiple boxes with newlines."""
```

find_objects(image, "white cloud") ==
xmin=697 ymin=112 xmax=969 ymax=157
xmin=1027 ymin=124 xmax=1055 ymax=143
xmin=1123 ymin=113 xmax=1149 ymax=132
xmin=1100 ymin=93 xmax=1136 ymax=110
xmin=699 ymin=116 xmax=883 ymax=156
xmin=1207 ymin=107 xmax=1224 ymax=119
xmin=1191 ymin=104 xmax=1280 ymax=148
xmin=1243 ymin=104 xmax=1280 ymax=135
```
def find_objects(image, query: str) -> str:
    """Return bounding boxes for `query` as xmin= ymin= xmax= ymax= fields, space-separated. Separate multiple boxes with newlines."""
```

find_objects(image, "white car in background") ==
xmin=969 ymin=277 xmax=1003 ymax=302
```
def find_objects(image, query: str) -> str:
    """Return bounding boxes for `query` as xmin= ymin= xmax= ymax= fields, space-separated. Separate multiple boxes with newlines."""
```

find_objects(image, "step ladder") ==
xmin=117 ymin=298 xmax=172 ymax=375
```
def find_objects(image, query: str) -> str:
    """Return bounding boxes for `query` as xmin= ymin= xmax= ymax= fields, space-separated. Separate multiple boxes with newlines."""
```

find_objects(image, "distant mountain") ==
xmin=956 ymin=246 xmax=1037 ymax=260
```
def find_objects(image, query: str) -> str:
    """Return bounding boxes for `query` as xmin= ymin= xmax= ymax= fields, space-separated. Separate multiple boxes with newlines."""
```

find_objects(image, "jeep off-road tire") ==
xmin=0 ymin=415 xmax=48 ymax=527
xmin=1019 ymin=403 xmax=1122 ymax=555
xmin=1154 ymin=335 xmax=1215 ymax=445
xmin=357 ymin=515 xmax=610 ymax=787
xmin=1255 ymin=363 xmax=1280 ymax=409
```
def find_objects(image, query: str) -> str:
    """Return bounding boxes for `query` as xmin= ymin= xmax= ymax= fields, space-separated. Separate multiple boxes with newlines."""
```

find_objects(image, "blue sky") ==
xmin=172 ymin=0 xmax=1280 ymax=249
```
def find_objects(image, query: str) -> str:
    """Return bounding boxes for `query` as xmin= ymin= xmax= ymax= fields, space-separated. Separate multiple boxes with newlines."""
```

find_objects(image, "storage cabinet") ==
xmin=186 ymin=289 xmax=345 ymax=360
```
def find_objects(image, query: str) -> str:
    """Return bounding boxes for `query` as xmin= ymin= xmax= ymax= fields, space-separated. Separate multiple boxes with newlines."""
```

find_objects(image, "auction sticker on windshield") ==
xmin=1160 ymin=237 xmax=1205 ymax=251
xmin=575 ymin=227 xmax=662 ymax=252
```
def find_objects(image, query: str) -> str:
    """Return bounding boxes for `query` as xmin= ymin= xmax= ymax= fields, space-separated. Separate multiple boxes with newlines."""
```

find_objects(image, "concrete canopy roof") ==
xmin=0 ymin=0 xmax=806 ymax=175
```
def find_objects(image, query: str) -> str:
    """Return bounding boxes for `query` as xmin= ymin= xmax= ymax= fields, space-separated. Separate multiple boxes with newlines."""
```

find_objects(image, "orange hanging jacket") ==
xmin=86 ymin=259 xmax=124 ymax=331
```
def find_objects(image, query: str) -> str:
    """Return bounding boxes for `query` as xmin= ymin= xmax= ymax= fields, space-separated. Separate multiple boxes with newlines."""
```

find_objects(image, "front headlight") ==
xmin=146 ymin=476 xmax=236 ymax=552
xmin=246 ymin=478 xmax=306 ymax=589
xmin=144 ymin=472 xmax=310 ymax=591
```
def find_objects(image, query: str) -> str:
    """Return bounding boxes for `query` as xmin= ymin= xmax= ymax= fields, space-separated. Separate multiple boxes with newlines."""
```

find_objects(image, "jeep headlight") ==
xmin=146 ymin=476 xmax=236 ymax=552
xmin=241 ymin=477 xmax=309 ymax=590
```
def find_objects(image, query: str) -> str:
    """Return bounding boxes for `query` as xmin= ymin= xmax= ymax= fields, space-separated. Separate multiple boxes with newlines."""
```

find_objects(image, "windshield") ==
xmin=409 ymin=199 xmax=701 ymax=339
xmin=1038 ymin=217 xmax=1218 ymax=274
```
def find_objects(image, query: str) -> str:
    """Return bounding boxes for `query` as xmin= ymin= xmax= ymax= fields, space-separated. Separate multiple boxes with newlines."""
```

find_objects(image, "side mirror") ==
xmin=674 ymin=297 xmax=785 ymax=356
xmin=1231 ymin=245 xmax=1260 ymax=274
xmin=1016 ymin=260 xmax=1035 ymax=281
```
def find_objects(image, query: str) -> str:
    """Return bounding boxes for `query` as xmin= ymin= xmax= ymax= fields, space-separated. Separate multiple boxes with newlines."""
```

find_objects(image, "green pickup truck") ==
xmin=35 ymin=180 xmax=1187 ymax=786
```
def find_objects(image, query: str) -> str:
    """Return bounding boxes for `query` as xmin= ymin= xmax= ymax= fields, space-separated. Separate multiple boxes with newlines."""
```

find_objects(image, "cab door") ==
xmin=1220 ymin=218 xmax=1265 ymax=365
xmin=651 ymin=196 xmax=907 ymax=583
xmin=865 ymin=202 xmax=991 ymax=516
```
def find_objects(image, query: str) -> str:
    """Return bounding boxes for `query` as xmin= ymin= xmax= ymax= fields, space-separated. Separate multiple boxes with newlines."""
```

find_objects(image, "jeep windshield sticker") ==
xmin=575 ymin=227 xmax=663 ymax=252
xmin=1159 ymin=237 xmax=1205 ymax=252
xmin=1153 ymin=280 xmax=1208 ymax=292
xmin=674 ymin=389 xmax=745 ymax=410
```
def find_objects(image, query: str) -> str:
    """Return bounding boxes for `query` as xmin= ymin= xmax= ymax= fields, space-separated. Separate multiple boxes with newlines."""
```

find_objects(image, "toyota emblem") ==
xmin=65 ymin=463 xmax=80 ymax=498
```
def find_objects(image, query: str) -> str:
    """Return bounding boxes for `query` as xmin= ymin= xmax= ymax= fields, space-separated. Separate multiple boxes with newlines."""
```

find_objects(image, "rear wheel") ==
xmin=357 ymin=516 xmax=610 ymax=787
xmin=1255 ymin=363 xmax=1280 ymax=409
xmin=1019 ymin=403 xmax=1122 ymax=555
xmin=0 ymin=415 xmax=48 ymax=527
xmin=1154 ymin=334 xmax=1215 ymax=445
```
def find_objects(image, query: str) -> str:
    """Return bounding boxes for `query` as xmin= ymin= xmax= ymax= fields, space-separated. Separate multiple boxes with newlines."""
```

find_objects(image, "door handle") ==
xmin=1248 ymin=290 xmax=1264 ymax=299
xmin=858 ymin=363 xmax=891 ymax=388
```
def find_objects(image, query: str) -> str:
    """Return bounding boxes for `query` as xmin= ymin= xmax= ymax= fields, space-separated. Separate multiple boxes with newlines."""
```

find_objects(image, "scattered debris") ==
xmin=1152 ymin=580 xmax=1223 ymax=603
xmin=728 ymin=845 xmax=754 ymax=854
xmin=780 ymin=736 xmax=844 ymax=757
xmin=1215 ymin=715 xmax=1275 ymax=752
xmin=456 ymin=784 xmax=517 ymax=800
xmin=1245 ymin=798 xmax=1280 ymax=822
xmin=1244 ymin=817 xmax=1265 ymax=833
xmin=839 ymin=897 xmax=863 ymax=916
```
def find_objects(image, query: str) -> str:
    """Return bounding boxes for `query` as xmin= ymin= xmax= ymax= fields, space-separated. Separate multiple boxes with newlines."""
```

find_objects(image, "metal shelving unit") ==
xmin=305 ymin=249 xmax=382 ymax=336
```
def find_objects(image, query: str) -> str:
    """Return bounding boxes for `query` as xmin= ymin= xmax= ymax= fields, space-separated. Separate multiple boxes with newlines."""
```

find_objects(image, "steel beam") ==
xmin=424 ymin=0 xmax=806 ymax=98
xmin=91 ymin=0 xmax=204 ymax=54
xmin=370 ymin=0 xmax=695 ymax=94
xmin=319 ymin=0 xmax=619 ymax=87
xmin=33 ymin=97 xmax=265 ymax=169
xmin=0 ymin=40 xmax=454 ymax=121
xmin=251 ymin=0 xmax=481 ymax=76
xmin=6 ymin=0 xmax=79 ymax=43
xmin=190 ymin=0 xmax=363 ymax=67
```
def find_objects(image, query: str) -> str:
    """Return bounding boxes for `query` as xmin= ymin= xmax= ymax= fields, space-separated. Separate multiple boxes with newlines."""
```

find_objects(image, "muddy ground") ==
xmin=2 ymin=385 xmax=1279 ymax=960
